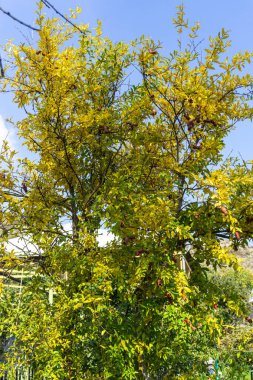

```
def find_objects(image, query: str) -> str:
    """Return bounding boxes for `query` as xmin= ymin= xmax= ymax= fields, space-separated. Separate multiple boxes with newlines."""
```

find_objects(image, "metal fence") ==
xmin=0 ymin=367 xmax=34 ymax=380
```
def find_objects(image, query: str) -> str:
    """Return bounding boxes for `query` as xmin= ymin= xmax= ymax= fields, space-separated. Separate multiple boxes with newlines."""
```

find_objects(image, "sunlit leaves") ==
xmin=0 ymin=3 xmax=253 ymax=379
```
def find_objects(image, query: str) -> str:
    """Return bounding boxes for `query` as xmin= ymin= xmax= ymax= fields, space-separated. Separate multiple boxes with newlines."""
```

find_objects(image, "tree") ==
xmin=0 ymin=3 xmax=253 ymax=379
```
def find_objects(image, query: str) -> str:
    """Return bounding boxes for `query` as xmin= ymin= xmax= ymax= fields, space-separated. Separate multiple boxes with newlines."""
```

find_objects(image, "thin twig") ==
xmin=41 ymin=0 xmax=85 ymax=35
xmin=0 ymin=6 xmax=40 ymax=32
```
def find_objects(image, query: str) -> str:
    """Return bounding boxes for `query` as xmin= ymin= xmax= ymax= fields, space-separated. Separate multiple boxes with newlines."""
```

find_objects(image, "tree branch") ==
xmin=0 ymin=271 xmax=26 ymax=285
xmin=41 ymin=0 xmax=85 ymax=35
xmin=0 ymin=55 xmax=4 ymax=77
xmin=0 ymin=7 xmax=40 ymax=32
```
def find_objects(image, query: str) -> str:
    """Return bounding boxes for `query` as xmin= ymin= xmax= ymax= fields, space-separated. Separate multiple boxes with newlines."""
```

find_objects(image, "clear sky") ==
xmin=0 ymin=0 xmax=253 ymax=160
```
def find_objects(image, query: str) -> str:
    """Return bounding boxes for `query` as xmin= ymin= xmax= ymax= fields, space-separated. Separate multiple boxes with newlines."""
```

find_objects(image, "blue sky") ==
xmin=0 ymin=0 xmax=253 ymax=159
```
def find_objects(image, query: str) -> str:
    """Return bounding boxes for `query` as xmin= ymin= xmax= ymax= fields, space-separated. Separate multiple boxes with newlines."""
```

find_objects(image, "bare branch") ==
xmin=0 ymin=6 xmax=40 ymax=32
xmin=0 ymin=55 xmax=4 ymax=77
xmin=0 ymin=271 xmax=25 ymax=285
xmin=41 ymin=0 xmax=85 ymax=35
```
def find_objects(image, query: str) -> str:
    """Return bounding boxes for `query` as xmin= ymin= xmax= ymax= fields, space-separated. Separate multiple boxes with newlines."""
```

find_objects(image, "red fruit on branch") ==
xmin=194 ymin=212 xmax=200 ymax=219
xmin=123 ymin=235 xmax=135 ymax=245
xmin=235 ymin=231 xmax=240 ymax=240
xmin=135 ymin=249 xmax=146 ymax=257
xmin=148 ymin=49 xmax=158 ymax=55
xmin=219 ymin=205 xmax=228 ymax=216
xmin=186 ymin=120 xmax=195 ymax=130
xmin=156 ymin=278 xmax=163 ymax=287
xmin=164 ymin=292 xmax=173 ymax=304
xmin=22 ymin=181 xmax=28 ymax=193
xmin=183 ymin=318 xmax=196 ymax=330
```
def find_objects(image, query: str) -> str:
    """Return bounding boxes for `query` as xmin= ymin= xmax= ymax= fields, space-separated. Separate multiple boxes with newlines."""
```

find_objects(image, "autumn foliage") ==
xmin=0 ymin=4 xmax=253 ymax=379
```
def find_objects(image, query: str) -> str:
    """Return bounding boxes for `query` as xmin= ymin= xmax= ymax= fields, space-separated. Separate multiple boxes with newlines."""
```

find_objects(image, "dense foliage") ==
xmin=208 ymin=269 xmax=253 ymax=379
xmin=0 ymin=3 xmax=253 ymax=379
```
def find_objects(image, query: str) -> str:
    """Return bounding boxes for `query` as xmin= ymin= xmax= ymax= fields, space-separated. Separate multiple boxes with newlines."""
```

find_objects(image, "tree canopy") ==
xmin=0 ymin=3 xmax=253 ymax=379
